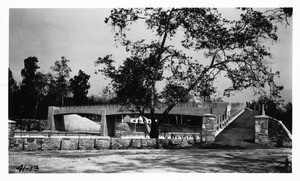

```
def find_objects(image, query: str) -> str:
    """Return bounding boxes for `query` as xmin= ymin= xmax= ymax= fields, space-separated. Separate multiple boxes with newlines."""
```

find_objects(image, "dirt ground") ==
xmin=9 ymin=147 xmax=292 ymax=173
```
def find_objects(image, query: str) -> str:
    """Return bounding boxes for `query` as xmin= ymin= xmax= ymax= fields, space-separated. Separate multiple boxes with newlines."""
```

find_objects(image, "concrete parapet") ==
xmin=47 ymin=107 xmax=56 ymax=130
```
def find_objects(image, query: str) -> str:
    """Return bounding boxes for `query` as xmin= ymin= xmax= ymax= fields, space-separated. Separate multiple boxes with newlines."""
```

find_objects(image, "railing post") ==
xmin=226 ymin=103 xmax=231 ymax=120
xmin=262 ymin=104 xmax=265 ymax=116
xmin=202 ymin=114 xmax=217 ymax=142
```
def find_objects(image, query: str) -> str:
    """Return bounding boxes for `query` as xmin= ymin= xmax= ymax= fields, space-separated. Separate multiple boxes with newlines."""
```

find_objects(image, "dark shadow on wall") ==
xmin=106 ymin=115 xmax=116 ymax=137
xmin=54 ymin=115 xmax=65 ymax=131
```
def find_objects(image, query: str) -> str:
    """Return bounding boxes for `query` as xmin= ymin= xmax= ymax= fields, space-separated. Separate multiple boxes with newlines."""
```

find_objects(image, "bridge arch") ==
xmin=48 ymin=107 xmax=108 ymax=136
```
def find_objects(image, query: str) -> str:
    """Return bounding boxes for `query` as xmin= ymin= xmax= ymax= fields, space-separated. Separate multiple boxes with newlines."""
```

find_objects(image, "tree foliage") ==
xmin=33 ymin=72 xmax=52 ymax=118
xmin=9 ymin=68 xmax=21 ymax=119
xmin=9 ymin=57 xmax=90 ymax=120
xmin=19 ymin=57 xmax=40 ymax=118
xmin=70 ymin=70 xmax=91 ymax=105
xmin=161 ymin=83 xmax=193 ymax=104
xmin=96 ymin=86 xmax=118 ymax=104
xmin=50 ymin=56 xmax=72 ymax=106
xmin=96 ymin=56 xmax=156 ymax=113
xmin=250 ymin=95 xmax=292 ymax=133
xmin=9 ymin=68 xmax=18 ymax=93
xmin=262 ymin=7 xmax=293 ymax=26
xmin=96 ymin=7 xmax=290 ymax=138
xmin=14 ymin=57 xmax=53 ymax=119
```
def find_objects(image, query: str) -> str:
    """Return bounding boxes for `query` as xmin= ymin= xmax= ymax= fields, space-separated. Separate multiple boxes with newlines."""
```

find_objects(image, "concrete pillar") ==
xmin=100 ymin=109 xmax=108 ymax=136
xmin=202 ymin=114 xmax=217 ymax=142
xmin=47 ymin=106 xmax=56 ymax=130
xmin=255 ymin=115 xmax=270 ymax=144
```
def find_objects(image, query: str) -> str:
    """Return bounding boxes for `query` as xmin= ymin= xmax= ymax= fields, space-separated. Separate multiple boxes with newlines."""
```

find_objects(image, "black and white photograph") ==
xmin=1 ymin=0 xmax=298 ymax=178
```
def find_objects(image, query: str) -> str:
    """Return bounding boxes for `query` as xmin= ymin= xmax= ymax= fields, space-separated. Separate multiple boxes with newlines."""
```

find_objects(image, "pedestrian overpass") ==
xmin=47 ymin=102 xmax=245 ymax=138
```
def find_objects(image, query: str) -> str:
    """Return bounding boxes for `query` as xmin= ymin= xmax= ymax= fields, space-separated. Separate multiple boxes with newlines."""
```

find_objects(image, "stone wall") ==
xmin=269 ymin=118 xmax=292 ymax=147
xmin=201 ymin=114 xmax=217 ymax=142
xmin=255 ymin=115 xmax=292 ymax=147
xmin=255 ymin=115 xmax=269 ymax=144
xmin=9 ymin=137 xmax=201 ymax=151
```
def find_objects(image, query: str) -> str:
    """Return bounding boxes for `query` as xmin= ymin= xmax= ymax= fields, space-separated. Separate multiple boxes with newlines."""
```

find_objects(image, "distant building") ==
xmin=122 ymin=115 xmax=151 ymax=124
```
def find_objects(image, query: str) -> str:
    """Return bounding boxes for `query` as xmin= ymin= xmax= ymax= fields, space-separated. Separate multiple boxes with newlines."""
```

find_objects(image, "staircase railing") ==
xmin=269 ymin=117 xmax=292 ymax=140
xmin=215 ymin=103 xmax=246 ymax=136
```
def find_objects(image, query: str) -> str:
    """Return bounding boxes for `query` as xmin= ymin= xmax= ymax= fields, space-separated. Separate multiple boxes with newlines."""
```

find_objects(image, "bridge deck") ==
xmin=52 ymin=102 xmax=236 ymax=117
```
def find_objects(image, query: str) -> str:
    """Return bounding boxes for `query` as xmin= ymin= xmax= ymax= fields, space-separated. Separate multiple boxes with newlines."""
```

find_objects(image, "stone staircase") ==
xmin=213 ymin=109 xmax=269 ymax=148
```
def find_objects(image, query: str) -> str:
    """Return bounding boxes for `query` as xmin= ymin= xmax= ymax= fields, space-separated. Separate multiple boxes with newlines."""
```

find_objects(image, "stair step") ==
xmin=215 ymin=109 xmax=259 ymax=144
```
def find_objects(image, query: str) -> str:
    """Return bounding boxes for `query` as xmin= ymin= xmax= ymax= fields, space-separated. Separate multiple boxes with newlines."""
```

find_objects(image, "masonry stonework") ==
xmin=255 ymin=115 xmax=269 ymax=144
xmin=9 ymin=137 xmax=200 ymax=151
xmin=202 ymin=114 xmax=217 ymax=142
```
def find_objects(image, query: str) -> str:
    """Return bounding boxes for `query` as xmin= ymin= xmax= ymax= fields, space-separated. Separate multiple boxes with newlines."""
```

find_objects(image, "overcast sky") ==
xmin=9 ymin=8 xmax=293 ymax=103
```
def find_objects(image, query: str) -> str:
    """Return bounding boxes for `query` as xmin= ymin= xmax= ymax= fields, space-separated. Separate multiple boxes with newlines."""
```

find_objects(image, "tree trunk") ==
xmin=62 ymin=96 xmax=64 ymax=106
xmin=33 ymin=101 xmax=39 ymax=119
xmin=141 ymin=116 xmax=151 ymax=135
xmin=148 ymin=8 xmax=174 ymax=139
xmin=150 ymin=121 xmax=159 ymax=138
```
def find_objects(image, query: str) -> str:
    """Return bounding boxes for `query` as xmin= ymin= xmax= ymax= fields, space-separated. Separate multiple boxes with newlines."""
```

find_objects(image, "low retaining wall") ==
xmin=9 ymin=137 xmax=201 ymax=151
xmin=255 ymin=115 xmax=292 ymax=147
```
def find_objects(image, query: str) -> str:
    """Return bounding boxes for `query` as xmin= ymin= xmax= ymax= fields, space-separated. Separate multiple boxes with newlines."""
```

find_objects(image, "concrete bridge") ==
xmin=47 ymin=102 xmax=245 ymax=137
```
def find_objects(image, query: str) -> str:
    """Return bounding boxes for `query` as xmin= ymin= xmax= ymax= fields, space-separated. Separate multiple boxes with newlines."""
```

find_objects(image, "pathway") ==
xmin=214 ymin=109 xmax=265 ymax=148
xmin=9 ymin=148 xmax=291 ymax=173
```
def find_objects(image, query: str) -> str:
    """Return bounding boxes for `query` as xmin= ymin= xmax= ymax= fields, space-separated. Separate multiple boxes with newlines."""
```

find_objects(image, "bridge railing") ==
xmin=13 ymin=130 xmax=101 ymax=137
xmin=202 ymin=103 xmax=246 ymax=142
xmin=58 ymin=104 xmax=123 ymax=110
xmin=57 ymin=102 xmax=237 ymax=111
xmin=215 ymin=103 xmax=245 ymax=135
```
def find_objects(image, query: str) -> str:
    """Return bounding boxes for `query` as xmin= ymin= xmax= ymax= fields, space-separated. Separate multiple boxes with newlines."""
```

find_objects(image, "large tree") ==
xmin=97 ymin=56 xmax=154 ymax=111
xmin=50 ymin=56 xmax=72 ymax=106
xmin=70 ymin=70 xmax=91 ymax=105
xmin=19 ymin=56 xmax=40 ymax=118
xmin=96 ymin=8 xmax=291 ymax=138
xmin=161 ymin=83 xmax=193 ymax=104
xmin=33 ymin=72 xmax=52 ymax=118
xmin=96 ymin=56 xmax=155 ymax=134
xmin=16 ymin=57 xmax=52 ymax=119
xmin=9 ymin=68 xmax=21 ymax=119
